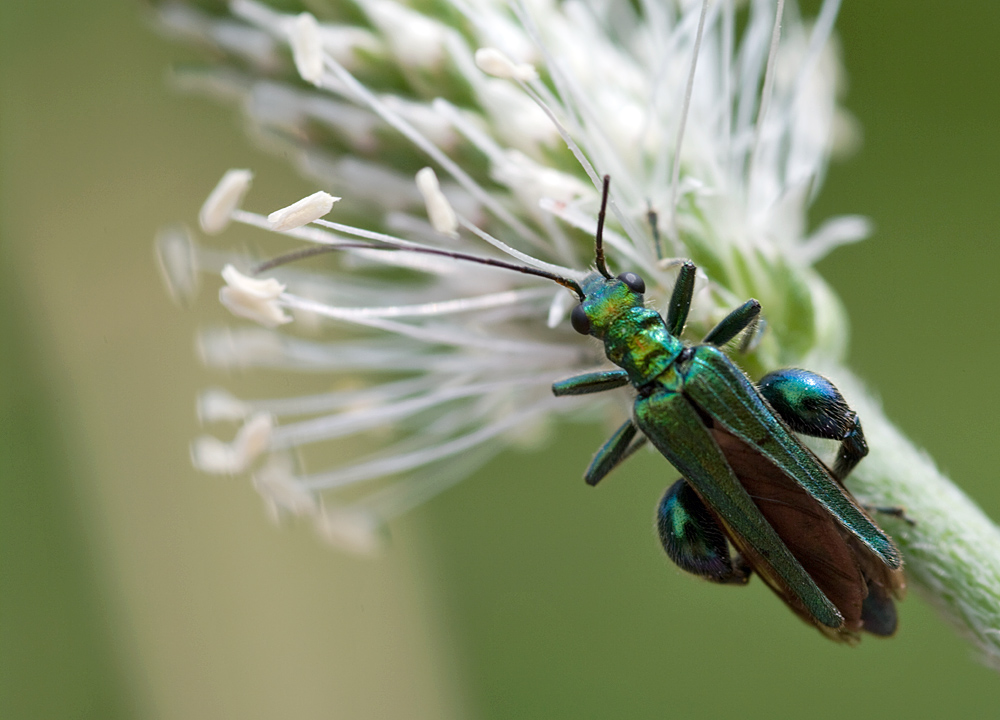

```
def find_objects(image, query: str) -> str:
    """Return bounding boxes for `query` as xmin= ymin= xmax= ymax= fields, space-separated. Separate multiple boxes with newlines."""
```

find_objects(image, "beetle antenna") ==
xmin=646 ymin=201 xmax=663 ymax=260
xmin=594 ymin=175 xmax=613 ymax=279
xmin=252 ymin=242 xmax=586 ymax=301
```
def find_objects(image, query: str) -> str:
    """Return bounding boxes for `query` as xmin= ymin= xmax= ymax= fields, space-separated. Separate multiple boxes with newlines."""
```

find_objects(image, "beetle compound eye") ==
xmin=617 ymin=271 xmax=646 ymax=294
xmin=571 ymin=304 xmax=591 ymax=335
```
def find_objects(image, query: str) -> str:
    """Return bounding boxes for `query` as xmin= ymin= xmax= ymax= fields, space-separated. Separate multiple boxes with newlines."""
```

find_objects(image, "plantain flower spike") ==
xmin=155 ymin=0 xmax=1000 ymax=664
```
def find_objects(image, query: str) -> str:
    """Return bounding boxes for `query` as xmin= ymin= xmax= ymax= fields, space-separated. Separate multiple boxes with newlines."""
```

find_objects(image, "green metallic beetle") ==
xmin=259 ymin=176 xmax=905 ymax=642
xmin=550 ymin=178 xmax=904 ymax=642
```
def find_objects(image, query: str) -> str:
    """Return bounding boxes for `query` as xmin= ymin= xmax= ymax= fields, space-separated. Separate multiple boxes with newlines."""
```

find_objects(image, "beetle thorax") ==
xmin=578 ymin=274 xmax=684 ymax=386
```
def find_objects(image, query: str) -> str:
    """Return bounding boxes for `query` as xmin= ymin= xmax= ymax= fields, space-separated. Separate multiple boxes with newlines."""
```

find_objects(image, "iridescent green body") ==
xmin=555 ymin=266 xmax=904 ymax=641
xmin=307 ymin=175 xmax=905 ymax=640
xmin=262 ymin=174 xmax=903 ymax=639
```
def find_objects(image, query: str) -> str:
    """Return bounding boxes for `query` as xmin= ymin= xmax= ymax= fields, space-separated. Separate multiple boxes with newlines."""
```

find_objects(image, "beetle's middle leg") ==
xmin=756 ymin=368 xmax=868 ymax=481
xmin=584 ymin=418 xmax=648 ymax=486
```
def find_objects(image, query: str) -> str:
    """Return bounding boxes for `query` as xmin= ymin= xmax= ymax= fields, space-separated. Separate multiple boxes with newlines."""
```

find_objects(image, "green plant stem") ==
xmin=829 ymin=366 xmax=1000 ymax=664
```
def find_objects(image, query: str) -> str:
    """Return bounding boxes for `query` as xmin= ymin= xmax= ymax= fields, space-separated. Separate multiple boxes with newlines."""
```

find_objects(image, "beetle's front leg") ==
xmin=757 ymin=369 xmax=868 ymax=481
xmin=665 ymin=261 xmax=697 ymax=336
xmin=584 ymin=418 xmax=648 ymax=486
xmin=552 ymin=369 xmax=629 ymax=396
xmin=657 ymin=479 xmax=750 ymax=585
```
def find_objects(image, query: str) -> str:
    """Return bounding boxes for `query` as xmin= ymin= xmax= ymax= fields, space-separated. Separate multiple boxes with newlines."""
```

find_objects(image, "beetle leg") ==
xmin=657 ymin=479 xmax=751 ymax=585
xmin=703 ymin=299 xmax=762 ymax=347
xmin=552 ymin=369 xmax=629 ymax=396
xmin=737 ymin=317 xmax=767 ymax=354
xmin=864 ymin=505 xmax=916 ymax=526
xmin=757 ymin=369 xmax=869 ymax=481
xmin=646 ymin=203 xmax=663 ymax=260
xmin=832 ymin=413 xmax=869 ymax=480
xmin=665 ymin=261 xmax=697 ymax=336
xmin=585 ymin=418 xmax=648 ymax=486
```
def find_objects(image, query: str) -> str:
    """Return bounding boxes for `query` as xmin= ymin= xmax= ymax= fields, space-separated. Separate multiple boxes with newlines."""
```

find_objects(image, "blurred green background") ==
xmin=3 ymin=1 xmax=1000 ymax=718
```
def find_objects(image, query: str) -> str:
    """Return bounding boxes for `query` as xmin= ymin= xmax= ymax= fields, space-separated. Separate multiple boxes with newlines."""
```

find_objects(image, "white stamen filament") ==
xmin=749 ymin=0 xmax=787 ymax=208
xmin=206 ymin=376 xmax=440 ymax=420
xmin=282 ymin=293 xmax=582 ymax=357
xmin=318 ymin=52 xmax=548 ymax=248
xmin=284 ymin=287 xmax=552 ymax=320
xmin=668 ymin=0 xmax=709 ymax=242
xmin=301 ymin=398 xmax=564 ymax=490
xmin=270 ymin=375 xmax=559 ymax=449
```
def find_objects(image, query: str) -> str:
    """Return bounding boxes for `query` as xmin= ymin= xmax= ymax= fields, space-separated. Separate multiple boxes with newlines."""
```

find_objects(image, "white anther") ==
xmin=267 ymin=191 xmax=339 ymax=231
xmin=366 ymin=0 xmax=447 ymax=68
xmin=253 ymin=456 xmax=319 ymax=518
xmin=474 ymin=47 xmax=538 ymax=82
xmin=415 ymin=167 xmax=458 ymax=237
xmin=198 ymin=387 xmax=250 ymax=423
xmin=191 ymin=412 xmax=274 ymax=474
xmin=199 ymin=169 xmax=253 ymax=234
xmin=155 ymin=224 xmax=200 ymax=306
xmin=316 ymin=506 xmax=384 ymax=555
xmin=219 ymin=264 xmax=292 ymax=328
xmin=288 ymin=12 xmax=324 ymax=86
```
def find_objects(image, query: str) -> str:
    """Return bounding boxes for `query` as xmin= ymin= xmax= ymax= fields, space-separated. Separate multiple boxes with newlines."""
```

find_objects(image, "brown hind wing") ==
xmin=710 ymin=427 xmax=902 ymax=640
xmin=849 ymin=531 xmax=906 ymax=636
